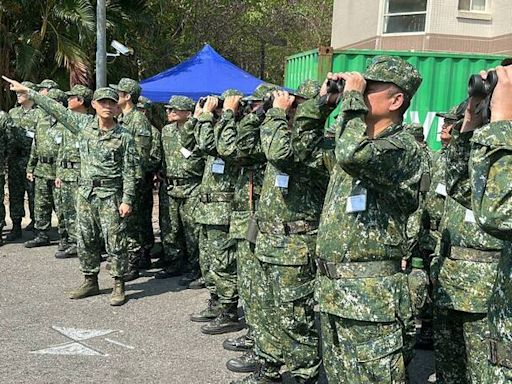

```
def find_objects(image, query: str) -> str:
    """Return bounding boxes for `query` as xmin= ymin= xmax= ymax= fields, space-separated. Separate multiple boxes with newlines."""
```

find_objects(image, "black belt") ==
xmin=257 ymin=220 xmax=318 ymax=235
xmin=316 ymin=259 xmax=401 ymax=279
xmin=167 ymin=177 xmax=200 ymax=187
xmin=80 ymin=178 xmax=122 ymax=188
xmin=60 ymin=161 xmax=80 ymax=169
xmin=490 ymin=339 xmax=512 ymax=368
xmin=39 ymin=156 xmax=54 ymax=164
xmin=200 ymin=192 xmax=234 ymax=203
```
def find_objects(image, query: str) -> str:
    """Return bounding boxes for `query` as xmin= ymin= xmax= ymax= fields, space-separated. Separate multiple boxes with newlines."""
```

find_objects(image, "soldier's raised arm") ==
xmin=2 ymin=76 xmax=86 ymax=135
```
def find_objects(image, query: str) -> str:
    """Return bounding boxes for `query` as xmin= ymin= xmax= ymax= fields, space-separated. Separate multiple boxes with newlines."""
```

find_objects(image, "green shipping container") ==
xmin=284 ymin=48 xmax=506 ymax=150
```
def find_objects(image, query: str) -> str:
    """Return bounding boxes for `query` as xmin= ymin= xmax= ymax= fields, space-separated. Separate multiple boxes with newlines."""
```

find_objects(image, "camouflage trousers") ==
xmin=126 ymin=178 xmax=149 ymax=267
xmin=199 ymin=224 xmax=237 ymax=305
xmin=320 ymin=313 xmax=407 ymax=383
xmin=158 ymin=181 xmax=170 ymax=242
xmin=492 ymin=364 xmax=512 ymax=383
xmin=8 ymin=156 xmax=34 ymax=222
xmin=252 ymin=259 xmax=320 ymax=381
xmin=76 ymin=191 xmax=127 ymax=278
xmin=433 ymin=307 xmax=493 ymax=383
xmin=0 ymin=174 xmax=5 ymax=227
xmin=57 ymin=180 xmax=78 ymax=244
xmin=34 ymin=176 xmax=58 ymax=237
xmin=235 ymin=239 xmax=266 ymax=342
xmin=140 ymin=175 xmax=154 ymax=250
xmin=161 ymin=194 xmax=200 ymax=273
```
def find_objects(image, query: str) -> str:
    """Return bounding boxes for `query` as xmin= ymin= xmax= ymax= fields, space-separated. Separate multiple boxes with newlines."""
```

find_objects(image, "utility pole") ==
xmin=96 ymin=0 xmax=107 ymax=88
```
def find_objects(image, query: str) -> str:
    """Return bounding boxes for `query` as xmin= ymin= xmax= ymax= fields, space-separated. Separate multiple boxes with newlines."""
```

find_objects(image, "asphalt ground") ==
xmin=0 ymin=214 xmax=435 ymax=384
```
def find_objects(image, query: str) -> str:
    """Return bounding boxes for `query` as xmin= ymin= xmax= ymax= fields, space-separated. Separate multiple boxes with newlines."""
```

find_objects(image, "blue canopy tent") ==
xmin=141 ymin=44 xmax=263 ymax=102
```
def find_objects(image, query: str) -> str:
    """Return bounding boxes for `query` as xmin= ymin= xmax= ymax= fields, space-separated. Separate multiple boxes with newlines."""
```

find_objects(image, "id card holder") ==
xmin=246 ymin=215 xmax=259 ymax=244
xmin=212 ymin=158 xmax=225 ymax=174
xmin=435 ymin=183 xmax=447 ymax=197
xmin=26 ymin=130 xmax=34 ymax=139
xmin=55 ymin=135 xmax=62 ymax=145
xmin=464 ymin=209 xmax=476 ymax=223
xmin=346 ymin=181 xmax=367 ymax=213
xmin=275 ymin=172 xmax=289 ymax=195
xmin=180 ymin=147 xmax=192 ymax=159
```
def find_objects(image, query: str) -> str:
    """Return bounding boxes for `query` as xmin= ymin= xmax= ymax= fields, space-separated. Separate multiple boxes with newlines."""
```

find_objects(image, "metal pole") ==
xmin=96 ymin=0 xmax=107 ymax=87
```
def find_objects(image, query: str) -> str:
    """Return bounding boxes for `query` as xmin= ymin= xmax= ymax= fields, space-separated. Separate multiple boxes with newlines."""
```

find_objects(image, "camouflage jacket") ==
xmin=148 ymin=125 xmax=162 ymax=174
xmin=446 ymin=122 xmax=512 ymax=340
xmin=56 ymin=112 xmax=87 ymax=182
xmin=26 ymin=109 xmax=63 ymax=179
xmin=255 ymin=100 xmax=330 ymax=269
xmin=29 ymin=90 xmax=137 ymax=205
xmin=161 ymin=120 xmax=204 ymax=199
xmin=118 ymin=108 xmax=151 ymax=179
xmin=194 ymin=110 xmax=239 ymax=226
xmin=315 ymin=90 xmax=428 ymax=322
xmin=216 ymin=111 xmax=266 ymax=239
xmin=422 ymin=148 xmax=448 ymax=251
xmin=8 ymin=105 xmax=39 ymax=160
xmin=0 ymin=111 xmax=13 ymax=174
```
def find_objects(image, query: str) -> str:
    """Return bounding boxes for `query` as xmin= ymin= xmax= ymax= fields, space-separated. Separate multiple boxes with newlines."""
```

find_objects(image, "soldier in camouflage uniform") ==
xmin=219 ymin=83 xmax=278 ymax=373
xmin=136 ymin=96 xmax=161 ymax=268
xmin=426 ymin=102 xmax=500 ymax=383
xmin=190 ymin=90 xmax=244 ymax=335
xmin=234 ymin=80 xmax=326 ymax=384
xmin=54 ymin=85 xmax=93 ymax=259
xmin=314 ymin=57 xmax=427 ymax=383
xmin=111 ymin=78 xmax=152 ymax=281
xmin=4 ymin=77 xmax=137 ymax=306
xmin=443 ymin=65 xmax=512 ymax=383
xmin=24 ymin=87 xmax=68 ymax=248
xmin=0 ymin=111 xmax=13 ymax=245
xmin=6 ymin=81 xmax=38 ymax=240
xmin=156 ymin=95 xmax=203 ymax=282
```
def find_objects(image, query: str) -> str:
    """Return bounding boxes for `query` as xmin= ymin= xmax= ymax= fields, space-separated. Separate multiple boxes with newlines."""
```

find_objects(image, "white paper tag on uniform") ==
xmin=275 ymin=173 xmax=289 ymax=188
xmin=465 ymin=209 xmax=477 ymax=223
xmin=212 ymin=158 xmax=225 ymax=174
xmin=346 ymin=194 xmax=367 ymax=213
xmin=180 ymin=147 xmax=192 ymax=159
xmin=435 ymin=183 xmax=447 ymax=197
xmin=75 ymin=141 xmax=80 ymax=148
xmin=55 ymin=136 xmax=62 ymax=144
xmin=26 ymin=130 xmax=34 ymax=139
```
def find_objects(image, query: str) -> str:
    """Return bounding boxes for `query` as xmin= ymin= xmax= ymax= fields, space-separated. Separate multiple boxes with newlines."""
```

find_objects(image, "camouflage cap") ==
xmin=363 ymin=56 xmax=422 ymax=97
xmin=137 ymin=96 xmax=152 ymax=110
xmin=48 ymin=88 xmax=68 ymax=104
xmin=92 ymin=87 xmax=119 ymax=102
xmin=221 ymin=89 xmax=244 ymax=98
xmin=37 ymin=79 xmax=59 ymax=90
xmin=164 ymin=95 xmax=195 ymax=111
xmin=110 ymin=78 xmax=141 ymax=96
xmin=295 ymin=79 xmax=321 ymax=99
xmin=66 ymin=85 xmax=93 ymax=103
xmin=244 ymin=83 xmax=280 ymax=101
xmin=436 ymin=105 xmax=460 ymax=121
xmin=405 ymin=123 xmax=424 ymax=141
xmin=21 ymin=81 xmax=36 ymax=90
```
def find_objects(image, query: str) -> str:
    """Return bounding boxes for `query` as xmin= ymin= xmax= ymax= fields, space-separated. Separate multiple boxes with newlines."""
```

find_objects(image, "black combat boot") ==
xmin=154 ymin=267 xmax=181 ymax=279
xmin=123 ymin=264 xmax=140 ymax=282
xmin=190 ymin=295 xmax=222 ymax=322
xmin=24 ymin=232 xmax=50 ymax=248
xmin=230 ymin=362 xmax=282 ymax=384
xmin=226 ymin=350 xmax=258 ymax=373
xmin=57 ymin=237 xmax=70 ymax=252
xmin=138 ymin=248 xmax=152 ymax=270
xmin=55 ymin=244 xmax=78 ymax=259
xmin=200 ymin=303 xmax=244 ymax=335
xmin=6 ymin=219 xmax=22 ymax=241
xmin=178 ymin=270 xmax=200 ymax=286
xmin=188 ymin=276 xmax=206 ymax=290
xmin=223 ymin=330 xmax=255 ymax=352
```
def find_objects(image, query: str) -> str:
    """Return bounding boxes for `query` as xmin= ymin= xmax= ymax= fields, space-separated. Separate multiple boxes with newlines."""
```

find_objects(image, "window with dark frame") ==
xmin=383 ymin=0 xmax=428 ymax=34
